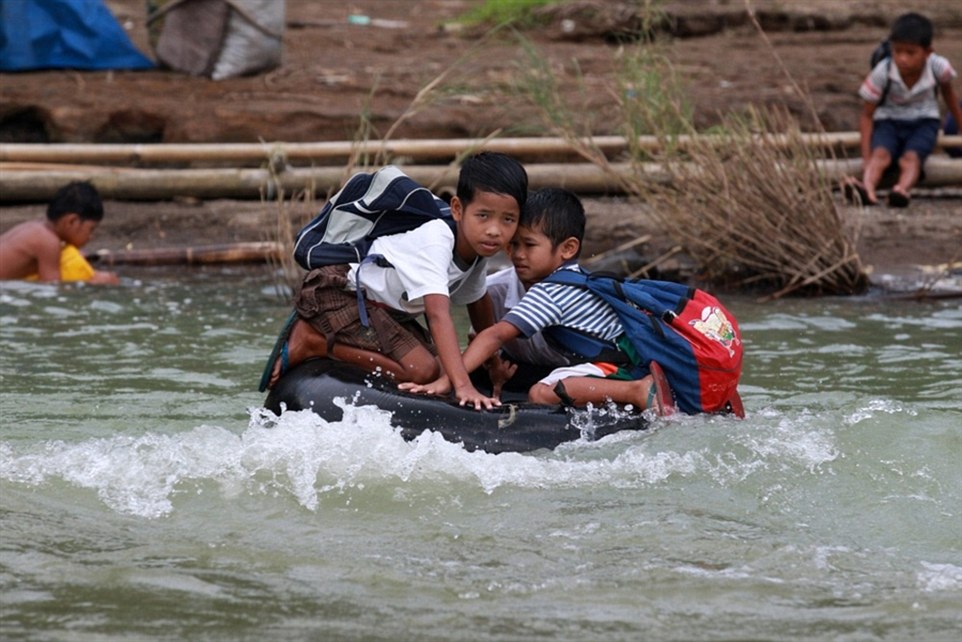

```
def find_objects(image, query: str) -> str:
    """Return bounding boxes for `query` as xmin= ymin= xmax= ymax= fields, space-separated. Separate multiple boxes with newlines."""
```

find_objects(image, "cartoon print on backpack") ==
xmin=690 ymin=305 xmax=740 ymax=359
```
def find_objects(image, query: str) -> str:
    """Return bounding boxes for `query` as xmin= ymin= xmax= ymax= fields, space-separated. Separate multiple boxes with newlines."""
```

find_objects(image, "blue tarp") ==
xmin=0 ymin=0 xmax=154 ymax=71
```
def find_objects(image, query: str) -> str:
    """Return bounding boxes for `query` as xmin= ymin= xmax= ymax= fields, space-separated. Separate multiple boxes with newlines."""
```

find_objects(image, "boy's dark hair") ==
xmin=890 ymin=12 xmax=933 ymax=48
xmin=457 ymin=152 xmax=528 ymax=210
xmin=521 ymin=187 xmax=586 ymax=258
xmin=47 ymin=181 xmax=104 ymax=222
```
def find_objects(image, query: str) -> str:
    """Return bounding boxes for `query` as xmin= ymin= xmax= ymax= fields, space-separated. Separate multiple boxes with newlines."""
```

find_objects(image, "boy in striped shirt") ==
xmin=401 ymin=188 xmax=675 ymax=416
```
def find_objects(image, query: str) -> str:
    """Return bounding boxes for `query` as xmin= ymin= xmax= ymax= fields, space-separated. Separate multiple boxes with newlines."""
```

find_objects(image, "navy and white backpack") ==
xmin=293 ymin=165 xmax=454 ymax=270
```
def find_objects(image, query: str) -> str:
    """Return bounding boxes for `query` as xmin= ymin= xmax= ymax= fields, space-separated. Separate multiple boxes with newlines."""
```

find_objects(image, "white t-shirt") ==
xmin=859 ymin=53 xmax=956 ymax=121
xmin=345 ymin=219 xmax=488 ymax=315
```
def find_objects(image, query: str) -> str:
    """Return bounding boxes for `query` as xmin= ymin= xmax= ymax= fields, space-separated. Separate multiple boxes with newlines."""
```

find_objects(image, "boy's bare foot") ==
xmin=267 ymin=319 xmax=329 ymax=389
xmin=726 ymin=390 xmax=746 ymax=418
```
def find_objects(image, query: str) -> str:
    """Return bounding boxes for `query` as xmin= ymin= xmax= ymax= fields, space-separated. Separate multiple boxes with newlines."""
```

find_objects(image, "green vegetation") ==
xmin=457 ymin=0 xmax=559 ymax=27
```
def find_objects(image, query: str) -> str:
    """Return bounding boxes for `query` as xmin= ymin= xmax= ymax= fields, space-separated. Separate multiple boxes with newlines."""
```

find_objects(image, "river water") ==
xmin=1 ymin=267 xmax=960 ymax=641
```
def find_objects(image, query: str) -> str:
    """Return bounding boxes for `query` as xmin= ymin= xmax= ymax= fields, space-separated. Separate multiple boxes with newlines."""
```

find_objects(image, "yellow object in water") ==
xmin=25 ymin=244 xmax=96 ymax=282
xmin=60 ymin=244 xmax=96 ymax=281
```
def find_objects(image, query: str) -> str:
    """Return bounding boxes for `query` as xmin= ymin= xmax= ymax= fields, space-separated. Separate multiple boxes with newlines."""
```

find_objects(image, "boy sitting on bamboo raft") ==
xmin=0 ymin=181 xmax=119 ymax=284
xmin=846 ymin=12 xmax=962 ymax=207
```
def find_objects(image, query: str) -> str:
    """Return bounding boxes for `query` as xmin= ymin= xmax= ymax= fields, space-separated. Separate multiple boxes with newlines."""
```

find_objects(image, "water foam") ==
xmin=0 ymin=394 xmax=847 ymax=521
xmin=917 ymin=562 xmax=962 ymax=592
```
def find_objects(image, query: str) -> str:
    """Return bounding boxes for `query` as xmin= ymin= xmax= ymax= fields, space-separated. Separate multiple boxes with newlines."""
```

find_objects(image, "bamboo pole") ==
xmin=3 ymin=134 xmax=960 ymax=165
xmin=2 ymin=158 xmax=960 ymax=202
xmin=582 ymin=234 xmax=653 ymax=268
xmin=88 ymin=242 xmax=283 ymax=266
xmin=0 ymin=163 xmax=645 ymax=201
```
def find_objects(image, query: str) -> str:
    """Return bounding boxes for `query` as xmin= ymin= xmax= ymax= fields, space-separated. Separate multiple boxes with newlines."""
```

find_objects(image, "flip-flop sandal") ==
xmin=725 ymin=390 xmax=746 ymax=418
xmin=888 ymin=190 xmax=910 ymax=208
xmin=843 ymin=181 xmax=874 ymax=206
xmin=258 ymin=309 xmax=299 ymax=392
xmin=646 ymin=360 xmax=676 ymax=417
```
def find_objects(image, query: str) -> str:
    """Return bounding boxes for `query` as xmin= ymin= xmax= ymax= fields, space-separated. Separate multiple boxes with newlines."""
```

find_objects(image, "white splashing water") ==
xmin=0 ymin=394 xmax=845 ymax=519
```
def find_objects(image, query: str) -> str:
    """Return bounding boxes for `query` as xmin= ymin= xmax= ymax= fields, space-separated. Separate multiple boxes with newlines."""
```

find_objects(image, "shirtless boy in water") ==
xmin=0 ymin=181 xmax=118 ymax=284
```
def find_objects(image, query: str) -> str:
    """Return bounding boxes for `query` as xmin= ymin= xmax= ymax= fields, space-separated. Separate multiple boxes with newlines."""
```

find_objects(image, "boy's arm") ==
xmin=400 ymin=318 xmax=521 ymax=403
xmin=23 ymin=232 xmax=63 ymax=282
xmin=467 ymin=292 xmax=496 ymax=334
xmin=459 ymin=320 xmax=521 ymax=373
xmin=465 ymin=292 xmax=515 ymax=392
xmin=422 ymin=293 xmax=499 ymax=409
xmin=942 ymin=82 xmax=962 ymax=133
xmin=858 ymin=101 xmax=877 ymax=164
xmin=88 ymin=269 xmax=120 ymax=285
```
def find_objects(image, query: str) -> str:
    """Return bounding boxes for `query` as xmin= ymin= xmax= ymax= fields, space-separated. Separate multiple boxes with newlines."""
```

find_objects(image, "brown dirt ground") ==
xmin=1 ymin=0 xmax=961 ymax=287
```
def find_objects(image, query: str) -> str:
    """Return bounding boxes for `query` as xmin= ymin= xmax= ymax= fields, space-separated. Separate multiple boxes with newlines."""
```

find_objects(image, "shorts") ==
xmin=537 ymin=362 xmax=619 ymax=387
xmin=294 ymin=264 xmax=434 ymax=362
xmin=871 ymin=118 xmax=941 ymax=165
xmin=536 ymin=336 xmax=643 ymax=387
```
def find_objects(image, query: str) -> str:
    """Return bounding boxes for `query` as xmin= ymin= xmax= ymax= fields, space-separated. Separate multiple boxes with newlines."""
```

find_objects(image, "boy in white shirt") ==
xmin=266 ymin=153 xmax=527 ymax=410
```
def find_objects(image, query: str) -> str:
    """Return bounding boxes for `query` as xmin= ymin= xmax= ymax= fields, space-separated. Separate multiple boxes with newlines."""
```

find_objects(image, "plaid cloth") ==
xmin=294 ymin=265 xmax=434 ymax=361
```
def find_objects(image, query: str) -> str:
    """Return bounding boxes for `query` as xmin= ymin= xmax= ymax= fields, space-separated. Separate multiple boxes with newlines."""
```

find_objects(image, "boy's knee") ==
xmin=406 ymin=359 xmax=440 ymax=384
xmin=527 ymin=382 xmax=559 ymax=404
xmin=899 ymin=150 xmax=920 ymax=165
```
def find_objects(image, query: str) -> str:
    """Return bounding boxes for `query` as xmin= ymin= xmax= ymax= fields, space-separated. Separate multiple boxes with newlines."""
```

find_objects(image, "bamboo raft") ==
xmin=2 ymin=135 xmax=961 ymax=202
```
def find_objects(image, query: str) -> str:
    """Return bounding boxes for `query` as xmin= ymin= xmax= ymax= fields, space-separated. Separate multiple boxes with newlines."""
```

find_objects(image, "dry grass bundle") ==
xmin=634 ymin=108 xmax=869 ymax=297
xmin=263 ymin=183 xmax=313 ymax=299
xmin=261 ymin=149 xmax=315 ymax=299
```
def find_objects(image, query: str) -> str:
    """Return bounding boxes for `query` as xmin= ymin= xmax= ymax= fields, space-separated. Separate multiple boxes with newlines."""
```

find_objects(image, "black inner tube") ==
xmin=264 ymin=359 xmax=648 ymax=454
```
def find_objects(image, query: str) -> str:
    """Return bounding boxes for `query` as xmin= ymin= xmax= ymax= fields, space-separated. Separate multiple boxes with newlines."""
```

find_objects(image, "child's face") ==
xmin=891 ymin=41 xmax=932 ymax=78
xmin=451 ymin=190 xmax=519 ymax=261
xmin=56 ymin=214 xmax=99 ymax=249
xmin=509 ymin=224 xmax=570 ymax=287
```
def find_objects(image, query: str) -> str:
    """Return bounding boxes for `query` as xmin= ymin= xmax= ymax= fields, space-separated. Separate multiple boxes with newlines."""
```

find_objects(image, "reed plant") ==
xmin=262 ymin=150 xmax=315 ymax=299
xmin=638 ymin=108 xmax=867 ymax=296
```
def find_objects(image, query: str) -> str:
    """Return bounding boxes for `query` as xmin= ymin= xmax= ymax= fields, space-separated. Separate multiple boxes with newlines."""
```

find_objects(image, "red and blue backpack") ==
xmin=541 ymin=270 xmax=743 ymax=416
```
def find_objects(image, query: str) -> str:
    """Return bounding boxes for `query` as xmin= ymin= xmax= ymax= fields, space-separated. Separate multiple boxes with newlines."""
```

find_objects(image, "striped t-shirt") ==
xmin=503 ymin=264 xmax=623 ymax=344
xmin=859 ymin=53 xmax=956 ymax=121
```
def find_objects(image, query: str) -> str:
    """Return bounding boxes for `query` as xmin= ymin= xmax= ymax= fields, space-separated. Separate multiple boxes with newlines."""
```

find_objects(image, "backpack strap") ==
xmin=354 ymin=253 xmax=393 ymax=327
xmin=878 ymin=57 xmax=891 ymax=107
xmin=353 ymin=221 xmax=457 ymax=328
xmin=545 ymin=269 xmax=679 ymax=321
xmin=542 ymin=325 xmax=630 ymax=365
xmin=539 ymin=269 xmax=633 ymax=364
